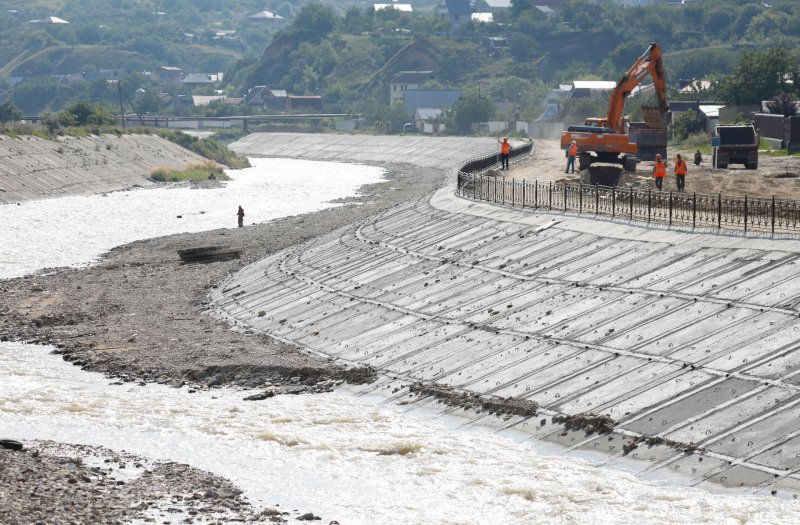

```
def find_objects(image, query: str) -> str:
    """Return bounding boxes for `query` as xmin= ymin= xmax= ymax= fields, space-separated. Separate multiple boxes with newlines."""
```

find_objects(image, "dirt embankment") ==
xmin=507 ymin=139 xmax=800 ymax=199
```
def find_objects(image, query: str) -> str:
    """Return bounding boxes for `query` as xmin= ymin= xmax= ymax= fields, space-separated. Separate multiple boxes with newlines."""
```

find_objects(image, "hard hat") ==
xmin=571 ymin=140 xmax=576 ymax=144
xmin=656 ymin=154 xmax=661 ymax=159
xmin=503 ymin=136 xmax=508 ymax=140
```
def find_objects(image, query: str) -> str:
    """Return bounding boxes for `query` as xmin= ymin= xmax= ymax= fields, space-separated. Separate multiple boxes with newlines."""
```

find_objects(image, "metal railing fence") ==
xmin=456 ymin=172 xmax=800 ymax=234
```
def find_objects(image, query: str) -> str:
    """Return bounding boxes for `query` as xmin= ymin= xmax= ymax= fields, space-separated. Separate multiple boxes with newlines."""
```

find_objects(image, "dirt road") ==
xmin=507 ymin=139 xmax=800 ymax=199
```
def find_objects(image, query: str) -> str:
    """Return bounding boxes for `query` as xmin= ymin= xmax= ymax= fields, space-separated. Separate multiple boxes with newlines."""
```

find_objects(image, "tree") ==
xmin=671 ymin=109 xmax=706 ymax=142
xmin=720 ymin=48 xmax=800 ymax=105
xmin=765 ymin=92 xmax=798 ymax=117
xmin=59 ymin=100 xmax=112 ymax=126
xmin=0 ymin=101 xmax=22 ymax=123
xmin=449 ymin=94 xmax=495 ymax=133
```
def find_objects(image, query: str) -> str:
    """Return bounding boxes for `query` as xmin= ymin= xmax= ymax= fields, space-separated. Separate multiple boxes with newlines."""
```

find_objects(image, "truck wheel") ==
xmin=746 ymin=162 xmax=758 ymax=170
xmin=623 ymin=156 xmax=638 ymax=172
xmin=717 ymin=163 xmax=728 ymax=169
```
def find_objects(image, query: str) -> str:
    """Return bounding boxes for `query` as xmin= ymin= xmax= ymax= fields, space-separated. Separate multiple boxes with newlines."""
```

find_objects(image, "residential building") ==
xmin=157 ymin=66 xmax=184 ymax=81
xmin=286 ymin=96 xmax=323 ymax=111
xmin=414 ymin=108 xmax=445 ymax=133
xmin=248 ymin=10 xmax=285 ymax=26
xmin=437 ymin=0 xmax=472 ymax=25
xmin=389 ymin=71 xmax=435 ymax=103
xmin=472 ymin=13 xmax=493 ymax=23
xmin=245 ymin=85 xmax=270 ymax=107
xmin=181 ymin=73 xmax=224 ymax=88
xmin=474 ymin=0 xmax=512 ymax=11
xmin=29 ymin=16 xmax=69 ymax=24
xmin=569 ymin=80 xmax=616 ymax=99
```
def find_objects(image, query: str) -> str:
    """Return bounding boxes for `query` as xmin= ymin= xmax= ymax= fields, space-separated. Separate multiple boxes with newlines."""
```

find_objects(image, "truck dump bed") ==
xmin=718 ymin=126 xmax=756 ymax=145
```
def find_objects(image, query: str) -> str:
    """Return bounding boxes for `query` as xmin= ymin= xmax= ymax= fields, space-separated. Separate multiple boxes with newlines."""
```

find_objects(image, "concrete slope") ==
xmin=216 ymin=134 xmax=800 ymax=496
xmin=0 ymin=134 xmax=204 ymax=204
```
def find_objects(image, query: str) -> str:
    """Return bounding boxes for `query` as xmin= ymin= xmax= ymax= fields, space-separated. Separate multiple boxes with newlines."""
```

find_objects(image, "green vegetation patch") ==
xmin=149 ymin=161 xmax=230 ymax=183
xmin=147 ymin=129 xmax=250 ymax=169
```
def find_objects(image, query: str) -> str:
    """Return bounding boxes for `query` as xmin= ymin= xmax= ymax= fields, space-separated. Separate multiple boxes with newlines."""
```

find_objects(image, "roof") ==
xmin=679 ymin=80 xmax=712 ymax=93
xmin=390 ymin=71 xmax=435 ymax=84
xmin=403 ymin=89 xmax=461 ymax=114
xmin=444 ymin=0 xmax=472 ymax=16
xmin=249 ymin=10 xmax=284 ymax=20
xmin=572 ymin=80 xmax=616 ymax=90
xmin=415 ymin=108 xmax=443 ymax=120
xmin=374 ymin=3 xmax=413 ymax=12
xmin=472 ymin=12 xmax=493 ymax=23
xmin=30 ymin=16 xmax=69 ymax=24
xmin=534 ymin=5 xmax=555 ymax=15
xmin=482 ymin=0 xmax=512 ymax=7
xmin=269 ymin=90 xmax=287 ymax=98
xmin=699 ymin=105 xmax=724 ymax=118
xmin=159 ymin=66 xmax=183 ymax=72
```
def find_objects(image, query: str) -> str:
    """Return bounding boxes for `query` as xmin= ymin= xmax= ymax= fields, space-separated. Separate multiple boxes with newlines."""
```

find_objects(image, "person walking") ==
xmin=674 ymin=153 xmax=687 ymax=191
xmin=694 ymin=149 xmax=702 ymax=166
xmin=653 ymin=154 xmax=666 ymax=191
xmin=565 ymin=140 xmax=577 ymax=174
xmin=498 ymin=137 xmax=511 ymax=170
xmin=236 ymin=205 xmax=244 ymax=228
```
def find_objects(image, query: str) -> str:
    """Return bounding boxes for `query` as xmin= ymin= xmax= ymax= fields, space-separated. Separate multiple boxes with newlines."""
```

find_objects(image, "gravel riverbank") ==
xmin=0 ymin=161 xmax=446 ymax=523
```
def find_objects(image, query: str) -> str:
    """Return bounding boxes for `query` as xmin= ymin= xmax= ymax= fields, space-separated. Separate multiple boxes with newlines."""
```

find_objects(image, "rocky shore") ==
xmin=0 ymin=161 xmax=446 ymax=522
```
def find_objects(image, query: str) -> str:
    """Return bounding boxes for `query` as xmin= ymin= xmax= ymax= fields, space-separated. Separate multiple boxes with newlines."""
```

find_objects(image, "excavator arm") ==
xmin=605 ymin=42 xmax=668 ymax=133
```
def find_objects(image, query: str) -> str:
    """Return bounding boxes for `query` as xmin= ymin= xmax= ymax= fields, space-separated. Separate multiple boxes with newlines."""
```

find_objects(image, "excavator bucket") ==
xmin=641 ymin=106 xmax=667 ymax=129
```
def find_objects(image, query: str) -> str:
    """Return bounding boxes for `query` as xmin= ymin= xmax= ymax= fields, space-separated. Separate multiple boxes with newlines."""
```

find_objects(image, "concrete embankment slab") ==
xmin=217 ymin=133 xmax=800 ymax=494
xmin=0 ymin=134 xmax=204 ymax=203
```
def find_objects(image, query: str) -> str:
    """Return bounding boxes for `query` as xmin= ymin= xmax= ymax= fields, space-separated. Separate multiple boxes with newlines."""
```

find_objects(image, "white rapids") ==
xmin=1 ymin=158 xmax=799 ymax=524
xmin=0 ymin=158 xmax=385 ymax=279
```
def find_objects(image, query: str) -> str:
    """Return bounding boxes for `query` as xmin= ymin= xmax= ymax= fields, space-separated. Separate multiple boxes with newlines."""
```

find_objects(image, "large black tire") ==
xmin=0 ymin=439 xmax=23 ymax=451
xmin=746 ymin=162 xmax=758 ymax=170
xmin=623 ymin=156 xmax=638 ymax=172
xmin=578 ymin=152 xmax=593 ymax=171
xmin=717 ymin=163 xmax=728 ymax=169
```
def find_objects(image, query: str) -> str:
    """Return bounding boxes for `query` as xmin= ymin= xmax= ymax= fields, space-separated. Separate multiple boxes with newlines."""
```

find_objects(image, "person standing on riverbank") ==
xmin=498 ymin=137 xmax=511 ymax=170
xmin=237 ymin=206 xmax=244 ymax=228
xmin=565 ymin=140 xmax=577 ymax=174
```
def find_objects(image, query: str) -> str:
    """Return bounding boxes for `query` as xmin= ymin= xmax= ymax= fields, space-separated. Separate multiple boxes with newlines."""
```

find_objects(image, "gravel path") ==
xmin=0 ymin=161 xmax=446 ymax=523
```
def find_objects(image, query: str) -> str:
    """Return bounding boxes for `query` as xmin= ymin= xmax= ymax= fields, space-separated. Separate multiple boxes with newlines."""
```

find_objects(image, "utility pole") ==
xmin=117 ymin=80 xmax=125 ymax=129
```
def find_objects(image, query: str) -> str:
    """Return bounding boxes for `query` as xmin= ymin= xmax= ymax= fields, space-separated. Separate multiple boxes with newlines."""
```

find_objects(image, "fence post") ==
xmin=502 ymin=178 xmax=506 ymax=204
xmin=564 ymin=184 xmax=567 ymax=212
xmin=612 ymin=188 xmax=616 ymax=218
xmin=648 ymin=189 xmax=651 ymax=222
xmin=595 ymin=184 xmax=599 ymax=215
xmin=511 ymin=179 xmax=515 ymax=206
xmin=744 ymin=195 xmax=748 ymax=232
xmin=534 ymin=180 xmax=538 ymax=209
xmin=549 ymin=181 xmax=552 ymax=210
xmin=668 ymin=192 xmax=672 ymax=225
xmin=692 ymin=192 xmax=696 ymax=229
xmin=772 ymin=195 xmax=776 ymax=234
xmin=630 ymin=188 xmax=633 ymax=220
xmin=718 ymin=193 xmax=721 ymax=229
xmin=579 ymin=184 xmax=583 ymax=214
xmin=522 ymin=180 xmax=525 ymax=208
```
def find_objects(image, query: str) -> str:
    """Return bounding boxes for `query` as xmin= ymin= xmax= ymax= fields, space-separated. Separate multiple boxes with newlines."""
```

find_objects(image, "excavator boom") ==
xmin=606 ymin=42 xmax=668 ymax=133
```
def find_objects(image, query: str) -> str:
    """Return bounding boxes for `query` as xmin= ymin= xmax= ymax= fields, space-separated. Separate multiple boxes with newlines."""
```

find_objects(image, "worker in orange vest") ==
xmin=565 ymin=140 xmax=577 ymax=174
xmin=674 ymin=153 xmax=687 ymax=191
xmin=653 ymin=154 xmax=666 ymax=191
xmin=498 ymin=137 xmax=511 ymax=170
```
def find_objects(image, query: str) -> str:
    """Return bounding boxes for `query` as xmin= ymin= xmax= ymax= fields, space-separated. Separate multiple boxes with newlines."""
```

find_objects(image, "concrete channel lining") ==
xmin=216 ymin=133 xmax=800 ymax=496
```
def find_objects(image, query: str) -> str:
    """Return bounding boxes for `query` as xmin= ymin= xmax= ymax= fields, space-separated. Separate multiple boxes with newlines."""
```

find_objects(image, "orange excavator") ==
xmin=560 ymin=42 xmax=669 ymax=184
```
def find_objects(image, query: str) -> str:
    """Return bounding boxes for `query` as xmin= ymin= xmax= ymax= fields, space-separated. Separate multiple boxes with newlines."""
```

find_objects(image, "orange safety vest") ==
xmin=674 ymin=159 xmax=687 ymax=175
xmin=501 ymin=141 xmax=511 ymax=154
xmin=654 ymin=161 xmax=666 ymax=178
xmin=568 ymin=143 xmax=577 ymax=157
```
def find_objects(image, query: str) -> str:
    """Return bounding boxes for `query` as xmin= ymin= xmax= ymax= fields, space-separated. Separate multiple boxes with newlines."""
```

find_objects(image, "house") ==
xmin=248 ymin=10 xmax=285 ymax=26
xmin=389 ymin=71 xmax=435 ymax=103
xmin=484 ymin=36 xmax=507 ymax=48
xmin=374 ymin=3 xmax=413 ymax=12
xmin=403 ymin=89 xmax=461 ymax=114
xmin=245 ymin=85 xmax=269 ymax=106
xmin=678 ymin=79 xmax=712 ymax=94
xmin=157 ymin=66 xmax=184 ymax=81
xmin=414 ymin=108 xmax=445 ymax=133
xmin=181 ymin=73 xmax=224 ymax=88
xmin=286 ymin=96 xmax=323 ymax=111
xmin=30 ymin=16 xmax=69 ymax=24
xmin=264 ymin=90 xmax=288 ymax=111
xmin=437 ymin=0 xmax=472 ymax=25
xmin=474 ymin=0 xmax=512 ymax=11
xmin=472 ymin=13 xmax=493 ymax=23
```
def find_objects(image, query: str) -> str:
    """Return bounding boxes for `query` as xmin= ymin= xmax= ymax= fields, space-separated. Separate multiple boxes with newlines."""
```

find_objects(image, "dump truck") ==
xmin=712 ymin=124 xmax=759 ymax=169
xmin=560 ymin=42 xmax=669 ymax=185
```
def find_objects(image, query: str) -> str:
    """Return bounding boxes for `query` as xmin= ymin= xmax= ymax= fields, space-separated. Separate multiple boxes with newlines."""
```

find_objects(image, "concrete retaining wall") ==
xmin=216 ymin=134 xmax=800 ymax=495
xmin=0 ymin=134 xmax=204 ymax=204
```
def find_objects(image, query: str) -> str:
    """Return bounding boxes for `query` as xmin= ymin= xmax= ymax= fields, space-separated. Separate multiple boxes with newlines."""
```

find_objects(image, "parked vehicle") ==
xmin=713 ymin=125 xmax=759 ymax=169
